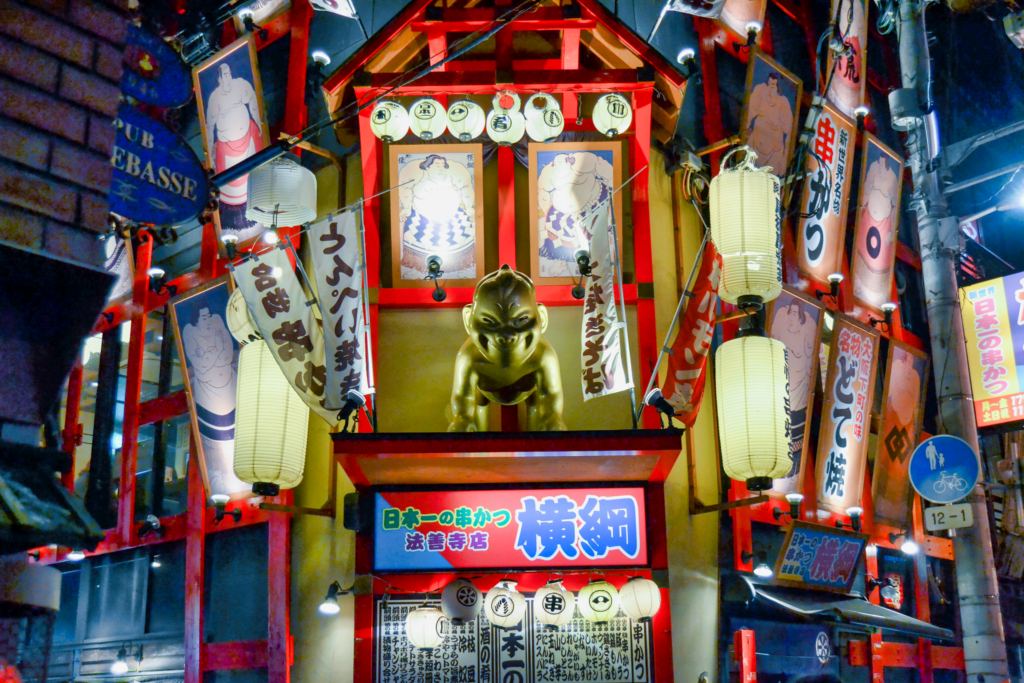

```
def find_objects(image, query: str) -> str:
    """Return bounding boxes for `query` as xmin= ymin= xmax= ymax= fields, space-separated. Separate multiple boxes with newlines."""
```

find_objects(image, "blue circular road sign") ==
xmin=908 ymin=435 xmax=980 ymax=504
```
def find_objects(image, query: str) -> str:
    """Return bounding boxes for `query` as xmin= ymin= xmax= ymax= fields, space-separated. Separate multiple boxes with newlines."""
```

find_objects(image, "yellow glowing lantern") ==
xmin=577 ymin=580 xmax=620 ymax=623
xmin=618 ymin=577 xmax=661 ymax=623
xmin=409 ymin=98 xmax=447 ymax=141
xmin=369 ymin=100 xmax=409 ymax=142
xmin=593 ymin=93 xmax=632 ymax=137
xmin=447 ymin=100 xmax=486 ymax=142
xmin=524 ymin=93 xmax=564 ymax=143
xmin=483 ymin=581 xmax=526 ymax=629
xmin=405 ymin=606 xmax=448 ymax=651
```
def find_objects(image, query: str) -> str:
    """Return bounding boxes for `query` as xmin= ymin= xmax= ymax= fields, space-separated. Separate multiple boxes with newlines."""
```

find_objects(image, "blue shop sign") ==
xmin=109 ymin=103 xmax=210 ymax=226
xmin=909 ymin=435 xmax=980 ymax=504
xmin=121 ymin=24 xmax=193 ymax=108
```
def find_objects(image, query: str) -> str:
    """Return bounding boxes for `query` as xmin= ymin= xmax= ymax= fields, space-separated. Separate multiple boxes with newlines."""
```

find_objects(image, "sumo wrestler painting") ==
xmin=389 ymin=144 xmax=485 ymax=288
xmin=741 ymin=52 xmax=802 ymax=177
xmin=528 ymin=142 xmax=623 ymax=286
xmin=194 ymin=35 xmax=270 ymax=249
xmin=852 ymin=135 xmax=904 ymax=313
xmin=169 ymin=277 xmax=250 ymax=501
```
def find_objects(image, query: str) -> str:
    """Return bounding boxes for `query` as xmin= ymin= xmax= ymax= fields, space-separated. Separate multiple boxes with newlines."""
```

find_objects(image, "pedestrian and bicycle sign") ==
xmin=908 ymin=435 xmax=981 ymax=504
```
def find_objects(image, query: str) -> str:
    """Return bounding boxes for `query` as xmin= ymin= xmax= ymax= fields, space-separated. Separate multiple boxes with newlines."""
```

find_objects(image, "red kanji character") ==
xmin=984 ymin=380 xmax=1009 ymax=394
xmin=808 ymin=538 xmax=841 ymax=581
xmin=814 ymin=117 xmax=836 ymax=165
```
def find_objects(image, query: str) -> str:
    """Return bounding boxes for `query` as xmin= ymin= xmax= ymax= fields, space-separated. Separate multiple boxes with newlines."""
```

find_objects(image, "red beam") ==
xmin=268 ymin=491 xmax=291 ymax=683
xmin=61 ymin=363 xmax=83 ymax=490
xmin=358 ymin=109 xmax=382 ymax=289
xmin=255 ymin=11 xmax=291 ymax=51
xmin=355 ymin=69 xmax=649 ymax=94
xmin=203 ymin=640 xmax=269 ymax=671
xmin=497 ymin=145 xmax=516 ymax=269
xmin=376 ymin=284 xmax=639 ymax=308
xmin=561 ymin=28 xmax=580 ymax=121
xmin=284 ymin=0 xmax=313 ymax=136
xmin=849 ymin=641 xmax=965 ymax=670
xmin=410 ymin=18 xmax=596 ymax=33
xmin=184 ymin=447 xmax=205 ymax=683
xmin=138 ymin=390 xmax=188 ymax=426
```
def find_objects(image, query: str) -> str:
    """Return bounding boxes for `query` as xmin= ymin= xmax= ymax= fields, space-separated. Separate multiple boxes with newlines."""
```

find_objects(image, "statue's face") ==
xmin=465 ymin=269 xmax=547 ymax=370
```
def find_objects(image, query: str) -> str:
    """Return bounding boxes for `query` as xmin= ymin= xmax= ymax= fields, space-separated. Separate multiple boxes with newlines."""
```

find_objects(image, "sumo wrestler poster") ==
xmin=851 ymin=134 xmax=904 ymax=313
xmin=528 ymin=141 xmax=623 ymax=286
xmin=741 ymin=51 xmax=802 ymax=177
xmin=388 ymin=144 xmax=485 ymax=288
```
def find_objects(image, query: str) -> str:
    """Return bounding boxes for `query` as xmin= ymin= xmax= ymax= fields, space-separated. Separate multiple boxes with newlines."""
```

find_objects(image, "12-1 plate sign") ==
xmin=373 ymin=488 xmax=647 ymax=571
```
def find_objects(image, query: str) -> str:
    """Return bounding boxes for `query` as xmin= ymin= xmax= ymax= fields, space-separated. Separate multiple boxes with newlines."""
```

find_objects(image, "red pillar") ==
xmin=61 ymin=363 xmax=83 ymax=491
xmin=268 ymin=492 xmax=292 ymax=683
xmin=184 ymin=446 xmax=206 ymax=683
xmin=631 ymin=87 xmax=659 ymax=429
xmin=734 ymin=628 xmax=757 ymax=682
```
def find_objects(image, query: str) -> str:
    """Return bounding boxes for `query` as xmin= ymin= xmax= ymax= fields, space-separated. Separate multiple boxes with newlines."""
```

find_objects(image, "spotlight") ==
xmin=319 ymin=581 xmax=349 ymax=615
xmin=870 ymin=302 xmax=898 ymax=331
xmin=263 ymin=229 xmax=279 ymax=245
xmin=677 ymin=47 xmax=696 ymax=65
xmin=210 ymin=494 xmax=230 ymax=505
xmin=150 ymin=554 xmax=162 ymax=569
xmin=854 ymin=105 xmax=870 ymax=119
xmin=110 ymin=641 xmax=141 ymax=675
xmin=339 ymin=390 xmax=365 ymax=424
xmin=866 ymin=574 xmax=897 ymax=598
xmin=816 ymin=272 xmax=843 ymax=303
xmin=425 ymin=254 xmax=446 ymax=302
xmin=137 ymin=514 xmax=164 ymax=539
xmin=212 ymin=496 xmax=241 ymax=525
xmin=644 ymin=388 xmax=676 ymax=427
xmin=773 ymin=492 xmax=804 ymax=522
xmin=221 ymin=233 xmax=239 ymax=259
xmin=240 ymin=9 xmax=268 ymax=41
xmin=753 ymin=562 xmax=774 ymax=578
xmin=835 ymin=506 xmax=863 ymax=533
xmin=745 ymin=21 xmax=762 ymax=48
xmin=308 ymin=51 xmax=331 ymax=98
xmin=889 ymin=531 xmax=919 ymax=555
xmin=147 ymin=267 xmax=165 ymax=293
xmin=574 ymin=248 xmax=593 ymax=277
xmin=741 ymin=550 xmax=773 ymax=578
xmin=67 ymin=549 xmax=85 ymax=561
xmin=311 ymin=50 xmax=331 ymax=66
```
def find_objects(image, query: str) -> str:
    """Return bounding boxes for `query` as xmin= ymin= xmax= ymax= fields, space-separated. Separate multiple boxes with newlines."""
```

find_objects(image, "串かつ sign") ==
xmin=775 ymin=521 xmax=868 ymax=593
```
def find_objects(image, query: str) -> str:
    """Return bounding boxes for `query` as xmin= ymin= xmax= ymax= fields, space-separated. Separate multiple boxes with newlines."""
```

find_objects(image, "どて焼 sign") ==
xmin=373 ymin=489 xmax=647 ymax=571
xmin=775 ymin=521 xmax=868 ymax=593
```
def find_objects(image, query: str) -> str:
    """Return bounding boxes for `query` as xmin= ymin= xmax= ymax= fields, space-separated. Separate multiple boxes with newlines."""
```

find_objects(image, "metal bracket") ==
xmin=691 ymin=494 xmax=769 ymax=515
xmin=260 ymin=502 xmax=336 ymax=518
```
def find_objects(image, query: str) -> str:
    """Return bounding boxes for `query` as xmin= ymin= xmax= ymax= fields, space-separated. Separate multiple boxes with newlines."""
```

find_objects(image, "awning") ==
xmin=741 ymin=576 xmax=954 ymax=641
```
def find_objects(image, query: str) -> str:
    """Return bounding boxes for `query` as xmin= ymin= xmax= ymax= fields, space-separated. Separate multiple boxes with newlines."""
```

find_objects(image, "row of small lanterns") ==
xmin=370 ymin=92 xmax=633 ymax=145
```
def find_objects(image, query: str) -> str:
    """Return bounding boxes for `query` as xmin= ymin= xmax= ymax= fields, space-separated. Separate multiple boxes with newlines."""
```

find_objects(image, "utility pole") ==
xmin=894 ymin=0 xmax=1009 ymax=679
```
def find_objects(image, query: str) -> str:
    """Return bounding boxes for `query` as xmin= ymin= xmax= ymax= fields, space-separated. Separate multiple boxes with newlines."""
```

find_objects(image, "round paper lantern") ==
xmin=369 ymin=100 xmax=409 ymax=142
xmin=577 ymin=580 xmax=620 ymax=623
xmin=524 ymin=93 xmax=564 ymax=143
xmin=441 ymin=578 xmax=482 ymax=624
xmin=714 ymin=334 xmax=791 ymax=492
xmin=533 ymin=581 xmax=575 ymax=630
xmin=593 ymin=93 xmax=632 ymax=137
xmin=246 ymin=157 xmax=317 ymax=227
xmin=233 ymin=340 xmax=310 ymax=496
xmin=486 ymin=92 xmax=525 ymax=146
xmin=484 ymin=581 xmax=526 ymax=629
xmin=409 ymin=97 xmax=447 ymax=141
xmin=447 ymin=100 xmax=486 ymax=141
xmin=618 ymin=577 xmax=661 ymax=623
xmin=708 ymin=149 xmax=783 ymax=308
xmin=405 ymin=606 xmax=448 ymax=651
xmin=226 ymin=289 xmax=259 ymax=344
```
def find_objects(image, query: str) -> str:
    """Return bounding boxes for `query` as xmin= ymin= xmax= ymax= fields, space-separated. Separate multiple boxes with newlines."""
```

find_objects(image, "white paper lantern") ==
xmin=409 ymin=98 xmax=447 ymax=141
xmin=405 ymin=606 xmax=448 ymax=651
xmin=447 ymin=100 xmax=485 ymax=142
xmin=524 ymin=93 xmax=564 ymax=143
xmin=577 ymin=580 xmax=620 ymax=623
xmin=618 ymin=577 xmax=662 ymax=623
xmin=483 ymin=581 xmax=526 ymax=629
xmin=226 ymin=289 xmax=259 ymax=344
xmin=533 ymin=581 xmax=575 ymax=630
xmin=369 ymin=100 xmax=409 ymax=143
xmin=246 ymin=157 xmax=317 ymax=227
xmin=233 ymin=340 xmax=310 ymax=496
xmin=486 ymin=92 xmax=525 ymax=146
xmin=441 ymin=578 xmax=482 ymax=624
xmin=714 ymin=334 xmax=792 ymax=492
xmin=593 ymin=93 xmax=632 ymax=137
xmin=709 ymin=148 xmax=783 ymax=307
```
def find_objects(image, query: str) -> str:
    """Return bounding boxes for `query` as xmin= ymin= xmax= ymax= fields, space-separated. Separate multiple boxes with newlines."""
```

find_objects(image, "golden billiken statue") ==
xmin=449 ymin=267 xmax=567 ymax=432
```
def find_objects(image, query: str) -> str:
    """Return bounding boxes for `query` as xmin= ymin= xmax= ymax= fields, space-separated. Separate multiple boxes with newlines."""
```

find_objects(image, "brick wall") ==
xmin=0 ymin=0 xmax=128 ymax=268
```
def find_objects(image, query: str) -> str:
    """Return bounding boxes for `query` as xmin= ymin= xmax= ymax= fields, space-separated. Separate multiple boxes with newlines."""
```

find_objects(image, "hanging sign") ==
xmin=121 ymin=24 xmax=193 ymax=108
xmin=924 ymin=503 xmax=974 ymax=531
xmin=373 ymin=488 xmax=647 ymax=571
xmin=814 ymin=315 xmax=880 ymax=515
xmin=310 ymin=0 xmax=358 ymax=17
xmin=851 ymin=135 xmax=904 ymax=313
xmin=909 ymin=435 xmax=980 ymax=504
xmin=664 ymin=0 xmax=726 ymax=17
xmin=109 ymin=103 xmax=210 ymax=226
xmin=881 ymin=572 xmax=904 ymax=610
xmin=775 ymin=521 xmax=868 ymax=593
xmin=795 ymin=105 xmax=856 ymax=287
xmin=959 ymin=272 xmax=1024 ymax=427
xmin=825 ymin=0 xmax=868 ymax=119
xmin=581 ymin=207 xmax=630 ymax=401
xmin=376 ymin=596 xmax=653 ymax=683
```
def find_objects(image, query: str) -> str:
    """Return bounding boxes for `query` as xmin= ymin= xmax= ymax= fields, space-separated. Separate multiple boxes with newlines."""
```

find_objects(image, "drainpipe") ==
xmin=893 ymin=0 xmax=1008 ymax=679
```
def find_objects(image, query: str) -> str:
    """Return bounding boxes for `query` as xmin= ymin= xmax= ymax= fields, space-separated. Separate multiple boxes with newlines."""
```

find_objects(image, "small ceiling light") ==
xmin=67 ymin=549 xmax=85 ymax=561
xmin=239 ymin=9 xmax=268 ymax=41
xmin=871 ymin=301 xmax=898 ymax=331
xmin=677 ymin=47 xmax=696 ymax=64
xmin=210 ymin=494 xmax=230 ymax=505
xmin=745 ymin=21 xmax=762 ymax=48
xmin=854 ymin=105 xmax=870 ymax=119
xmin=110 ymin=652 xmax=129 ymax=676
xmin=742 ymin=549 xmax=774 ymax=578
xmin=150 ymin=555 xmax=162 ymax=569
xmin=146 ymin=267 xmax=166 ymax=293
xmin=835 ymin=506 xmax=863 ymax=533
xmin=889 ymin=531 xmax=919 ymax=555
xmin=753 ymin=562 xmax=774 ymax=578
xmin=817 ymin=272 xmax=844 ymax=303
xmin=644 ymin=387 xmax=676 ymax=426
xmin=773 ymin=492 xmax=804 ymax=522
xmin=319 ymin=581 xmax=345 ymax=615
xmin=311 ymin=50 xmax=331 ymax=66
xmin=221 ymin=233 xmax=239 ymax=259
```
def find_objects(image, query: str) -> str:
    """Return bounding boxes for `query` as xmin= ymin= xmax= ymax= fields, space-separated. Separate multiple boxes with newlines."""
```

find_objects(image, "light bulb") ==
xmin=845 ymin=506 xmax=863 ymax=517
xmin=753 ymin=562 xmax=774 ymax=578
xmin=210 ymin=494 xmax=229 ymax=505
xmin=263 ymin=230 xmax=279 ymax=244
xmin=827 ymin=272 xmax=844 ymax=284
xmin=150 ymin=556 xmax=161 ymax=569
xmin=110 ymin=660 xmax=129 ymax=675
xmin=745 ymin=20 xmax=763 ymax=35
xmin=785 ymin=493 xmax=804 ymax=504
xmin=319 ymin=599 xmax=341 ymax=615
xmin=901 ymin=539 xmax=919 ymax=555
xmin=311 ymin=50 xmax=331 ymax=66
xmin=854 ymin=105 xmax=870 ymax=118
xmin=67 ymin=550 xmax=85 ymax=561
xmin=882 ymin=302 xmax=898 ymax=313
xmin=677 ymin=47 xmax=696 ymax=64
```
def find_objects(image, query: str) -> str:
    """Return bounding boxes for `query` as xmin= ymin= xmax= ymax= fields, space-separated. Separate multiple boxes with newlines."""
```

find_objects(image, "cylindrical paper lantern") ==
xmin=447 ymin=100 xmax=486 ymax=141
xmin=714 ymin=334 xmax=791 ymax=491
xmin=369 ymin=100 xmax=409 ymax=142
xmin=618 ymin=577 xmax=661 ymax=623
xmin=593 ymin=93 xmax=632 ymax=137
xmin=233 ymin=340 xmax=310 ymax=496
xmin=486 ymin=92 xmax=525 ymax=146
xmin=405 ymin=606 xmax=448 ymax=650
xmin=226 ymin=289 xmax=259 ymax=344
xmin=483 ymin=581 xmax=526 ymax=629
xmin=577 ymin=580 xmax=620 ymax=623
xmin=708 ymin=148 xmax=783 ymax=307
xmin=409 ymin=98 xmax=447 ymax=140
xmin=524 ymin=93 xmax=564 ymax=143
xmin=441 ymin=578 xmax=482 ymax=624
xmin=246 ymin=157 xmax=317 ymax=227
xmin=533 ymin=581 xmax=575 ymax=630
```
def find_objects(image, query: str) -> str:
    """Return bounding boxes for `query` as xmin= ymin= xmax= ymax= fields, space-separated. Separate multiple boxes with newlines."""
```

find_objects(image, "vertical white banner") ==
xmin=581 ymin=207 xmax=630 ymax=401
xmin=232 ymin=246 xmax=339 ymax=426
xmin=308 ymin=211 xmax=371 ymax=411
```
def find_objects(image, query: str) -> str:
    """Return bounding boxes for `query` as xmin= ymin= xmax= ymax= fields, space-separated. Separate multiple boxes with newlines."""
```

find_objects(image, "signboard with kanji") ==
xmin=959 ymin=272 xmax=1024 ymax=428
xmin=373 ymin=489 xmax=647 ymax=571
xmin=774 ymin=521 xmax=868 ymax=593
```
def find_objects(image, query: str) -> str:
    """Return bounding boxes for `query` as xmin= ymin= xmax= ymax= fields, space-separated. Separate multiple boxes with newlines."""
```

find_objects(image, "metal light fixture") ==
xmin=866 ymin=574 xmax=899 ymax=602
xmin=146 ymin=267 xmax=176 ymax=296
xmin=773 ymin=492 xmax=804 ymax=522
xmin=67 ymin=549 xmax=85 ymax=561
xmin=221 ymin=233 xmax=239 ymax=259
xmin=137 ymin=514 xmax=164 ymax=538
xmin=836 ymin=506 xmax=864 ymax=533
xmin=677 ymin=47 xmax=696 ymax=64
xmin=745 ymin=20 xmax=762 ymax=48
xmin=871 ymin=302 xmax=898 ymax=331
xmin=239 ymin=9 xmax=268 ymax=41
xmin=889 ymin=531 xmax=919 ymax=555
xmin=213 ymin=500 xmax=241 ymax=525
xmin=150 ymin=554 xmax=162 ymax=569
xmin=618 ymin=577 xmax=662 ymax=623
xmin=319 ymin=581 xmax=347 ymax=615
xmin=210 ymin=494 xmax=230 ymax=506
xmin=339 ymin=390 xmax=366 ymax=425
xmin=644 ymin=387 xmax=676 ymax=426
xmin=533 ymin=580 xmax=575 ymax=630
xmin=425 ymin=254 xmax=446 ymax=302
xmin=110 ymin=640 xmax=142 ymax=675
xmin=816 ymin=272 xmax=844 ymax=303
xmin=742 ymin=550 xmax=773 ymax=578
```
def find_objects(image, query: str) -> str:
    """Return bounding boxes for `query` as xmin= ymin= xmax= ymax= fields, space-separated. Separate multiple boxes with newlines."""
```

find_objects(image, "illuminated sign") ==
xmin=775 ymin=521 xmax=867 ymax=593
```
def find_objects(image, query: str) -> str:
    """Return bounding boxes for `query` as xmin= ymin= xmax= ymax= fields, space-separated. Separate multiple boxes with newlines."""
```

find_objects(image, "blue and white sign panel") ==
xmin=909 ymin=435 xmax=980 ymax=504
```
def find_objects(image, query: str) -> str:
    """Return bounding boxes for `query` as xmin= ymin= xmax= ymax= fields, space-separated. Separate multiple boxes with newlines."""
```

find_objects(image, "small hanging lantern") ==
xmin=446 ymin=100 xmax=486 ymax=142
xmin=592 ymin=93 xmax=633 ymax=138
xmin=409 ymin=97 xmax=447 ymax=141
xmin=618 ymin=577 xmax=662 ymax=623
xmin=405 ymin=605 xmax=448 ymax=651
xmin=577 ymin=580 xmax=620 ymax=623
xmin=709 ymin=146 xmax=783 ymax=309
xmin=441 ymin=578 xmax=482 ymax=625
xmin=533 ymin=581 xmax=575 ymax=630
xmin=524 ymin=93 xmax=564 ymax=143
xmin=246 ymin=156 xmax=317 ymax=227
xmin=226 ymin=289 xmax=259 ymax=344
xmin=486 ymin=92 xmax=525 ymax=146
xmin=714 ymin=333 xmax=792 ymax=492
xmin=483 ymin=581 xmax=526 ymax=629
xmin=233 ymin=339 xmax=310 ymax=496
xmin=369 ymin=100 xmax=409 ymax=143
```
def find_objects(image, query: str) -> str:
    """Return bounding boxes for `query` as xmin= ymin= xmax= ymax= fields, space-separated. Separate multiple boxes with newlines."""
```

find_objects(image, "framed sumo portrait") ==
xmin=851 ymin=134 xmax=904 ymax=314
xmin=388 ymin=144 xmax=485 ymax=288
xmin=741 ymin=51 xmax=802 ymax=178
xmin=193 ymin=35 xmax=271 ymax=251
xmin=528 ymin=141 xmax=623 ymax=286
xmin=168 ymin=276 xmax=251 ymax=502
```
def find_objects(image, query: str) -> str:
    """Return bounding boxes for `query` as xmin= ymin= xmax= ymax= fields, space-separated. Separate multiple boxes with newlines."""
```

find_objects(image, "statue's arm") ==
xmin=448 ymin=346 xmax=483 ymax=432
xmin=527 ymin=345 xmax=567 ymax=431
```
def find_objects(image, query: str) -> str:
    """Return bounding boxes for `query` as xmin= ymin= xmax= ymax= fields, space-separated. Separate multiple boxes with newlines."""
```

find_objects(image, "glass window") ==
xmin=134 ymin=414 xmax=191 ymax=521
xmin=146 ymin=541 xmax=186 ymax=635
xmin=203 ymin=525 xmax=268 ymax=643
xmin=52 ymin=567 xmax=81 ymax=644
xmin=85 ymin=550 xmax=147 ymax=641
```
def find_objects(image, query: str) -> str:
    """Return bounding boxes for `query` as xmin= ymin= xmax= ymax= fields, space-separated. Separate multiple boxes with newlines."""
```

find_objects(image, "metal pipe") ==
xmin=896 ymin=0 xmax=1008 ymax=678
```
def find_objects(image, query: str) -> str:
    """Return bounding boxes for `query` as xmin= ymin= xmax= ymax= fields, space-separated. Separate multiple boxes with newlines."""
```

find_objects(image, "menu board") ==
xmin=375 ymin=596 xmax=653 ymax=683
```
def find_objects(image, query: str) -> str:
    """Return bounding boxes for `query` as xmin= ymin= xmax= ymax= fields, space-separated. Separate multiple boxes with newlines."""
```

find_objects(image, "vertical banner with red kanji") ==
xmin=581 ymin=206 xmax=630 ymax=401
xmin=825 ymin=0 xmax=868 ymax=119
xmin=814 ymin=315 xmax=880 ymax=515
